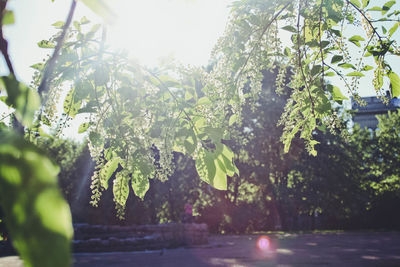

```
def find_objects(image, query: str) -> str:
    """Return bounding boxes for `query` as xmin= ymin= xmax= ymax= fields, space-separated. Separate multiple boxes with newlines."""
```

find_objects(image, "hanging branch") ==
xmin=0 ymin=0 xmax=14 ymax=75
xmin=0 ymin=0 xmax=24 ymax=133
xmin=234 ymin=1 xmax=292 ymax=84
xmin=37 ymin=0 xmax=77 ymax=97
xmin=345 ymin=0 xmax=382 ymax=41
xmin=296 ymin=0 xmax=315 ymax=116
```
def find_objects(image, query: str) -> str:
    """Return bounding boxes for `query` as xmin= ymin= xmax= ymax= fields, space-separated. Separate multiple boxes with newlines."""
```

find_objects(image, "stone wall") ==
xmin=73 ymin=223 xmax=208 ymax=253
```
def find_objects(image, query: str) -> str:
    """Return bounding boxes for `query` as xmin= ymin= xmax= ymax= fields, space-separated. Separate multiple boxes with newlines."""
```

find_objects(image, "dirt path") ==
xmin=1 ymin=232 xmax=399 ymax=266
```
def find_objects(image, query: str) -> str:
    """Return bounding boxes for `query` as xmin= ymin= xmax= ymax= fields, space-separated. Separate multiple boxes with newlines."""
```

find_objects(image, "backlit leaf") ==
xmin=0 ymin=130 xmax=72 ymax=267
xmin=37 ymin=40 xmax=56 ymax=48
xmin=361 ymin=65 xmax=374 ymax=71
xmin=388 ymin=71 xmax=400 ymax=97
xmin=2 ymin=10 xmax=15 ymax=25
xmin=113 ymin=172 xmax=129 ymax=207
xmin=388 ymin=22 xmax=399 ymax=37
xmin=131 ymin=170 xmax=149 ymax=200
xmin=382 ymin=1 xmax=396 ymax=15
xmin=348 ymin=35 xmax=364 ymax=47
xmin=350 ymin=0 xmax=361 ymax=8
xmin=100 ymin=157 xmax=120 ymax=190
xmin=0 ymin=75 xmax=40 ymax=127
xmin=346 ymin=71 xmax=365 ymax=77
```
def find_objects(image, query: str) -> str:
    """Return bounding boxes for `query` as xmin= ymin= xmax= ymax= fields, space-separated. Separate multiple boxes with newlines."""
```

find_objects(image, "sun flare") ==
xmin=107 ymin=0 xmax=233 ymax=67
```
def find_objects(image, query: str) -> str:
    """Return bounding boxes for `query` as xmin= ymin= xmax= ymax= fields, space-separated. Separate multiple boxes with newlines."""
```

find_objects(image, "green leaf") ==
xmin=362 ymin=0 xmax=370 ymax=8
xmin=185 ymin=90 xmax=193 ymax=100
xmin=367 ymin=6 xmax=382 ymax=11
xmin=41 ymin=115 xmax=51 ymax=126
xmin=338 ymin=63 xmax=356 ymax=69
xmin=79 ymin=0 xmax=115 ymax=24
xmin=203 ymin=127 xmax=224 ymax=142
xmin=346 ymin=71 xmax=365 ymax=77
xmin=78 ymin=122 xmax=91 ymax=133
xmin=229 ymin=113 xmax=238 ymax=126
xmin=350 ymin=0 xmax=361 ymax=8
xmin=182 ymin=128 xmax=197 ymax=155
xmin=361 ymin=65 xmax=374 ymax=71
xmin=213 ymin=158 xmax=227 ymax=190
xmin=325 ymin=72 xmax=335 ymax=77
xmin=196 ymin=149 xmax=215 ymax=187
xmin=281 ymin=25 xmax=297 ymax=33
xmin=100 ymin=157 xmax=120 ymax=190
xmin=329 ymin=85 xmax=349 ymax=103
xmin=30 ymin=63 xmax=45 ymax=71
xmin=311 ymin=65 xmax=322 ymax=76
xmin=158 ymin=75 xmax=180 ymax=88
xmin=198 ymin=97 xmax=212 ymax=105
xmin=131 ymin=170 xmax=149 ymax=200
xmin=283 ymin=47 xmax=291 ymax=56
xmin=38 ymin=128 xmax=53 ymax=138
xmin=113 ymin=172 xmax=129 ymax=207
xmin=2 ymin=10 xmax=15 ymax=25
xmin=388 ymin=22 xmax=399 ymax=37
xmin=80 ymin=16 xmax=90 ymax=24
xmin=73 ymin=21 xmax=81 ymax=32
xmin=63 ymin=88 xmax=81 ymax=118
xmin=0 ymin=75 xmax=40 ymax=127
xmin=89 ymin=131 xmax=103 ymax=147
xmin=0 ymin=131 xmax=72 ymax=267
xmin=330 ymin=29 xmax=342 ymax=37
xmin=219 ymin=144 xmax=238 ymax=176
xmin=37 ymin=40 xmax=56 ymax=48
xmin=331 ymin=55 xmax=343 ymax=64
xmin=388 ymin=71 xmax=400 ymax=97
xmin=195 ymin=144 xmax=235 ymax=190
xmin=382 ymin=1 xmax=396 ymax=15
xmin=348 ymin=35 xmax=365 ymax=47
xmin=52 ymin=21 xmax=65 ymax=29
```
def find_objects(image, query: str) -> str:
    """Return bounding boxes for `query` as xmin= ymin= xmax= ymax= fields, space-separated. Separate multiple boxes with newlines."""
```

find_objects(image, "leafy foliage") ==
xmin=207 ymin=0 xmax=400 ymax=154
xmin=29 ymin=18 xmax=240 ymax=217
xmin=0 ymin=131 xmax=72 ymax=267
xmin=0 ymin=75 xmax=40 ymax=127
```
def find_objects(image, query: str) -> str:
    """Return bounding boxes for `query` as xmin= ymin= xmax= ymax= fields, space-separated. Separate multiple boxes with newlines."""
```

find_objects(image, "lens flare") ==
xmin=257 ymin=236 xmax=270 ymax=251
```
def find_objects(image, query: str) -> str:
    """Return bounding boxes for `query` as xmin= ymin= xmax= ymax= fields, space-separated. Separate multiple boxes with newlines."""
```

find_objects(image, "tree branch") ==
xmin=0 ymin=0 xmax=14 ymax=75
xmin=37 ymin=0 xmax=77 ymax=97
xmin=345 ymin=0 xmax=382 ymax=40
xmin=234 ymin=1 xmax=292 ymax=83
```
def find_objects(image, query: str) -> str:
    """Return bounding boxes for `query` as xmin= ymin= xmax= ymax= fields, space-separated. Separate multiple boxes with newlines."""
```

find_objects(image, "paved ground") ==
xmin=1 ymin=232 xmax=400 ymax=266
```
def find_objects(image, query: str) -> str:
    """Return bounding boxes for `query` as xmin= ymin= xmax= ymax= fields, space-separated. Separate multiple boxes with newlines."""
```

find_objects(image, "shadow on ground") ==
xmin=1 ymin=231 xmax=400 ymax=266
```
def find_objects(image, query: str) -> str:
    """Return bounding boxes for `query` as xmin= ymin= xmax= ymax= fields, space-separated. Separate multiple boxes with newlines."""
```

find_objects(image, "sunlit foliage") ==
xmin=1 ymin=0 xmax=400 ymax=266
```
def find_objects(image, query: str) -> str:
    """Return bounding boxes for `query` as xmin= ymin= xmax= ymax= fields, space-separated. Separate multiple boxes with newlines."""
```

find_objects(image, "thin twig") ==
xmin=234 ymin=1 xmax=292 ymax=83
xmin=0 ymin=1 xmax=25 ymax=133
xmin=324 ymin=63 xmax=352 ymax=92
xmin=318 ymin=0 xmax=325 ymax=90
xmin=296 ymin=0 xmax=315 ymax=116
xmin=0 ymin=0 xmax=14 ymax=75
xmin=146 ymin=70 xmax=200 ymax=136
xmin=345 ymin=0 xmax=382 ymax=40
xmin=38 ymin=0 xmax=77 ymax=97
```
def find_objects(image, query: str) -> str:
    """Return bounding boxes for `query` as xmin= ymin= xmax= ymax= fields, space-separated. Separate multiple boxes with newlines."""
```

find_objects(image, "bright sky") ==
xmin=0 ymin=0 xmax=233 ymax=84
